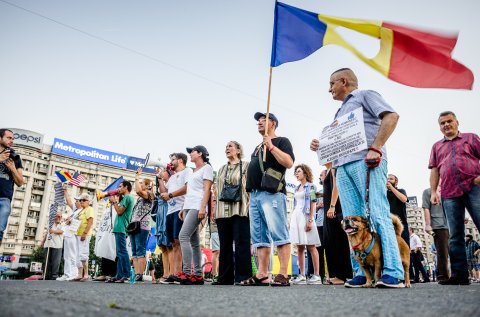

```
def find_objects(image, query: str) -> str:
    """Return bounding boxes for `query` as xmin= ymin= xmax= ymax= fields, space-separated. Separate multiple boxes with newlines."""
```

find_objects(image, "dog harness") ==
xmin=352 ymin=234 xmax=376 ymax=265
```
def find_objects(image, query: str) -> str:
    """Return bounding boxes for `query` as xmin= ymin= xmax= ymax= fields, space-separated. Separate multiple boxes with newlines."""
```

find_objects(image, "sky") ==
xmin=1 ymin=0 xmax=479 ymax=202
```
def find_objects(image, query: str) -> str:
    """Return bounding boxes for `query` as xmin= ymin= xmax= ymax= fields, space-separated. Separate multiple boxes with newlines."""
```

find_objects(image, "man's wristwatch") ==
xmin=330 ymin=205 xmax=335 ymax=208
xmin=168 ymin=193 xmax=173 ymax=199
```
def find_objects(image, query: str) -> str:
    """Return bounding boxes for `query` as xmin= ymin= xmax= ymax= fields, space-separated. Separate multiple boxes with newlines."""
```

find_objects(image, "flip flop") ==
xmin=239 ymin=275 xmax=270 ymax=286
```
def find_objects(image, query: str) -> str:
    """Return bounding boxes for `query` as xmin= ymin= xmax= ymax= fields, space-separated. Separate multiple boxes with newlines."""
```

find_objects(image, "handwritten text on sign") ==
xmin=317 ymin=107 xmax=367 ymax=165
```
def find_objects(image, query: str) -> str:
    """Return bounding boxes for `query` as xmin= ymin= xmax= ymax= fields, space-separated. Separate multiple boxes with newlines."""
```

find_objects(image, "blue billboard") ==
xmin=52 ymin=138 xmax=128 ymax=168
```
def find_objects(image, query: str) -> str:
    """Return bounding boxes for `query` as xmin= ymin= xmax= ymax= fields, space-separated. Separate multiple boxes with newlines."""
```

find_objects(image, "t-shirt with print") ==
xmin=166 ymin=168 xmax=192 ymax=215
xmin=0 ymin=154 xmax=23 ymax=200
xmin=113 ymin=195 xmax=134 ymax=234
xmin=183 ymin=164 xmax=214 ymax=210
xmin=333 ymin=90 xmax=396 ymax=167
xmin=75 ymin=206 xmax=95 ymax=236
xmin=246 ymin=137 xmax=295 ymax=195
xmin=131 ymin=194 xmax=153 ymax=231
xmin=44 ymin=223 xmax=64 ymax=249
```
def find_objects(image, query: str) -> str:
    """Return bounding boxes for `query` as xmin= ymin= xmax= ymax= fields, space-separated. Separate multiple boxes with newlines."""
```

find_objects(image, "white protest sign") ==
xmin=95 ymin=208 xmax=116 ymax=261
xmin=317 ymin=107 xmax=367 ymax=165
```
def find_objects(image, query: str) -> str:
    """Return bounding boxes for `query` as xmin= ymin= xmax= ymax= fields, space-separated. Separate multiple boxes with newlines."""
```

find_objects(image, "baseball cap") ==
xmin=254 ymin=112 xmax=279 ymax=127
xmin=74 ymin=193 xmax=91 ymax=201
xmin=186 ymin=145 xmax=209 ymax=157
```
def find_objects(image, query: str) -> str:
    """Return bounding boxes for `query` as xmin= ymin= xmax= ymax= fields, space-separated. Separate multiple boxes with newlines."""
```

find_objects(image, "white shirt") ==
xmin=410 ymin=233 xmax=423 ymax=251
xmin=43 ymin=223 xmax=64 ymax=248
xmin=183 ymin=164 xmax=214 ymax=210
xmin=166 ymin=168 xmax=192 ymax=215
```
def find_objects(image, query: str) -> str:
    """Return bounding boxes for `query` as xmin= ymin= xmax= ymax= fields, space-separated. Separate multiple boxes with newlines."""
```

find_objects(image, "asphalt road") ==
xmin=1 ymin=280 xmax=479 ymax=317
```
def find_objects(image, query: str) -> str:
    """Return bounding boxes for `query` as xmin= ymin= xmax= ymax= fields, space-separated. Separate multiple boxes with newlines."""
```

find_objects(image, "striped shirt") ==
xmin=429 ymin=132 xmax=480 ymax=199
xmin=215 ymin=161 xmax=250 ymax=219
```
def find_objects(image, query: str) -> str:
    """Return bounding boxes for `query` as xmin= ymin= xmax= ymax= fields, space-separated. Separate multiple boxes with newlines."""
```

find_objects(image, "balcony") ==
xmin=25 ymin=221 xmax=37 ymax=228
xmin=33 ymin=182 xmax=45 ymax=189
xmin=38 ymin=166 xmax=48 ymax=174
xmin=29 ymin=202 xmax=41 ymax=211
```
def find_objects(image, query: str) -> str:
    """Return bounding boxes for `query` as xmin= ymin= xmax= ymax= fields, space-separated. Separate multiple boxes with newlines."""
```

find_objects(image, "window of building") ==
xmin=5 ymin=244 xmax=15 ymax=249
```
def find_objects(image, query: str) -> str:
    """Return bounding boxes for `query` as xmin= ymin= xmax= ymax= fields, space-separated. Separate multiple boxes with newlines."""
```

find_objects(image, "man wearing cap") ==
xmin=243 ymin=112 xmax=294 ymax=286
xmin=72 ymin=193 xmax=95 ymax=281
xmin=57 ymin=186 xmax=82 ymax=281
xmin=310 ymin=68 xmax=404 ymax=288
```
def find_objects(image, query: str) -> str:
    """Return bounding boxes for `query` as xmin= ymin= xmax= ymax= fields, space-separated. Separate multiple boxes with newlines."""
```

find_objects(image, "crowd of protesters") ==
xmin=1 ymin=68 xmax=479 ymax=287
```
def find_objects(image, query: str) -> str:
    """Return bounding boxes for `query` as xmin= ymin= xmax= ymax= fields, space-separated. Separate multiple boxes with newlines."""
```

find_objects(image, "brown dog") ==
xmin=342 ymin=214 xmax=411 ymax=288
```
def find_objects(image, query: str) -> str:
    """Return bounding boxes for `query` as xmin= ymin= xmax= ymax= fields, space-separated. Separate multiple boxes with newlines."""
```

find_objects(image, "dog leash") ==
xmin=365 ymin=148 xmax=382 ymax=234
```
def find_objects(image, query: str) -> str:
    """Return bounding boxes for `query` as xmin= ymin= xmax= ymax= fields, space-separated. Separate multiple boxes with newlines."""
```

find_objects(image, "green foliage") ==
xmin=30 ymin=246 xmax=45 ymax=263
xmin=89 ymin=235 xmax=100 ymax=276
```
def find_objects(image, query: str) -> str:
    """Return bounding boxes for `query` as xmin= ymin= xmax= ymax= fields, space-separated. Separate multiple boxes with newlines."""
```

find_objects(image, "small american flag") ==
xmin=69 ymin=172 xmax=85 ymax=187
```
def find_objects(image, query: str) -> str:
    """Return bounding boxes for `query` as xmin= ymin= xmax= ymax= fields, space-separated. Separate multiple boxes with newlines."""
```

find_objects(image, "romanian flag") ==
xmin=271 ymin=2 xmax=474 ymax=89
xmin=55 ymin=170 xmax=72 ymax=183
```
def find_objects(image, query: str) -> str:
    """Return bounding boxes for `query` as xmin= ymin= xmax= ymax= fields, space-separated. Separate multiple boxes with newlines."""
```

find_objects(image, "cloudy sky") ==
xmin=1 ymin=0 xmax=479 ymax=201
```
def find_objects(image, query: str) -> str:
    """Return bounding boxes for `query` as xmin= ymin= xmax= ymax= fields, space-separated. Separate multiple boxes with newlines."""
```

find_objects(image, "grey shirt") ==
xmin=422 ymin=188 xmax=448 ymax=230
xmin=333 ymin=89 xmax=396 ymax=167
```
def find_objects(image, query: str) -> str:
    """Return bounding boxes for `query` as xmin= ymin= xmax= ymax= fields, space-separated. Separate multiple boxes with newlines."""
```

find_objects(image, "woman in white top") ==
xmin=289 ymin=164 xmax=322 ymax=285
xmin=178 ymin=145 xmax=214 ymax=285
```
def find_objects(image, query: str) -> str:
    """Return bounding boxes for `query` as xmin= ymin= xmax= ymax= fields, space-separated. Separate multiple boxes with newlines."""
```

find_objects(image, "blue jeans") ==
xmin=114 ymin=233 xmax=130 ymax=279
xmin=130 ymin=229 xmax=149 ymax=258
xmin=249 ymin=190 xmax=290 ymax=248
xmin=0 ymin=198 xmax=12 ymax=241
xmin=442 ymin=184 xmax=480 ymax=279
xmin=336 ymin=160 xmax=405 ymax=280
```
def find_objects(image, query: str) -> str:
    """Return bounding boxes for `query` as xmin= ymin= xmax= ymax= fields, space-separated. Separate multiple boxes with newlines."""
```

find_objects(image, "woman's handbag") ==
xmin=219 ymin=161 xmax=243 ymax=203
xmin=258 ymin=147 xmax=285 ymax=193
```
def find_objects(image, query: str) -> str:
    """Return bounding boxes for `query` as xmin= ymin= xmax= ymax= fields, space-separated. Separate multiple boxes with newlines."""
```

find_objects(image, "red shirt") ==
xmin=429 ymin=132 xmax=480 ymax=198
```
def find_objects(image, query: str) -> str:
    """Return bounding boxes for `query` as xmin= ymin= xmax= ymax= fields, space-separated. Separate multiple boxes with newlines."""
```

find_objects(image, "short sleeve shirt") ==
xmin=166 ymin=168 xmax=192 ymax=215
xmin=421 ymin=188 xmax=448 ymax=230
xmin=113 ymin=195 xmax=134 ymax=234
xmin=131 ymin=195 xmax=153 ymax=231
xmin=333 ymin=90 xmax=395 ymax=167
xmin=387 ymin=188 xmax=408 ymax=225
xmin=246 ymin=137 xmax=295 ymax=194
xmin=76 ymin=206 xmax=95 ymax=236
xmin=0 ymin=154 xmax=23 ymax=200
xmin=183 ymin=164 xmax=214 ymax=210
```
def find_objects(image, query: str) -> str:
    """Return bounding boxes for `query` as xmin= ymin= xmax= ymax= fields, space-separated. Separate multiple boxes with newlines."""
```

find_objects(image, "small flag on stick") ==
xmin=55 ymin=170 xmax=72 ymax=183
xmin=69 ymin=172 xmax=85 ymax=187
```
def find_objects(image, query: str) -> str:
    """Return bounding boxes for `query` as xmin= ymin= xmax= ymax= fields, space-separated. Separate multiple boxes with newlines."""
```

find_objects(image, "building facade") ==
xmin=0 ymin=129 xmax=155 ymax=269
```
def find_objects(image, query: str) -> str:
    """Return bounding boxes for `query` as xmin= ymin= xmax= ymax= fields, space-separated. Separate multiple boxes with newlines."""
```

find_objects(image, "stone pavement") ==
xmin=1 ymin=280 xmax=479 ymax=317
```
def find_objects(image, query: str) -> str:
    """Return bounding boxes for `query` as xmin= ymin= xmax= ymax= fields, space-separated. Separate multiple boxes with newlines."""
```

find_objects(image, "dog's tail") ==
xmin=391 ymin=214 xmax=404 ymax=236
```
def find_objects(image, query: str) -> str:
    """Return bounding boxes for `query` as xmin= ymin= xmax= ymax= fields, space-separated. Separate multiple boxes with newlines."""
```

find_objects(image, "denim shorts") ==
xmin=211 ymin=232 xmax=220 ymax=251
xmin=249 ymin=190 xmax=290 ymax=248
xmin=166 ymin=210 xmax=183 ymax=242
xmin=130 ymin=229 xmax=149 ymax=258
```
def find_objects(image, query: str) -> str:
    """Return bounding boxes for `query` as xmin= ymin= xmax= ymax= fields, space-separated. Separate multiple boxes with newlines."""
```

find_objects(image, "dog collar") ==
xmin=351 ymin=231 xmax=369 ymax=250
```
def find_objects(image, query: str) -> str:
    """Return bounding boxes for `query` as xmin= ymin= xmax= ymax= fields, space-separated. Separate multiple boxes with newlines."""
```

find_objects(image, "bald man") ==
xmin=310 ymin=68 xmax=404 ymax=288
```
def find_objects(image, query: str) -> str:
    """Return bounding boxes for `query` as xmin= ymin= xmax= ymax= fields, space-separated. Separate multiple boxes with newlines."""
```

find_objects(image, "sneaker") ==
xmin=179 ymin=274 xmax=193 ymax=285
xmin=173 ymin=272 xmax=188 ymax=285
xmin=291 ymin=274 xmax=307 ymax=285
xmin=376 ymin=274 xmax=405 ymax=288
xmin=114 ymin=277 xmax=128 ymax=283
xmin=344 ymin=276 xmax=367 ymax=288
xmin=438 ymin=276 xmax=470 ymax=285
xmin=307 ymin=275 xmax=323 ymax=285
xmin=56 ymin=276 xmax=68 ymax=281
xmin=192 ymin=275 xmax=204 ymax=285
xmin=160 ymin=275 xmax=176 ymax=285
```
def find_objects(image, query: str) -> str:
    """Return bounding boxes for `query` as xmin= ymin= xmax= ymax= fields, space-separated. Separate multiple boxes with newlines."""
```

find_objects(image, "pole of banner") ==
xmin=263 ymin=67 xmax=273 ymax=162
xmin=43 ymin=236 xmax=50 ymax=280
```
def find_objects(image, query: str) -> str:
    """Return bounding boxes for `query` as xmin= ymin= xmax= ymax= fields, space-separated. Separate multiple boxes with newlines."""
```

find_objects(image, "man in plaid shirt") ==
xmin=429 ymin=111 xmax=480 ymax=285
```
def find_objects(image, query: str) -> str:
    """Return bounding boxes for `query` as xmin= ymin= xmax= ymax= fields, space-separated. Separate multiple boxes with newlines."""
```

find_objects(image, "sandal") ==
xmin=329 ymin=277 xmax=345 ymax=285
xmin=270 ymin=274 xmax=290 ymax=287
xmin=239 ymin=275 xmax=270 ymax=286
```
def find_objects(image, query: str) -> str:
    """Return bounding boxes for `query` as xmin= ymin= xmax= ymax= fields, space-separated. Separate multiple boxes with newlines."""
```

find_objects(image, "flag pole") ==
xmin=263 ymin=66 xmax=273 ymax=161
